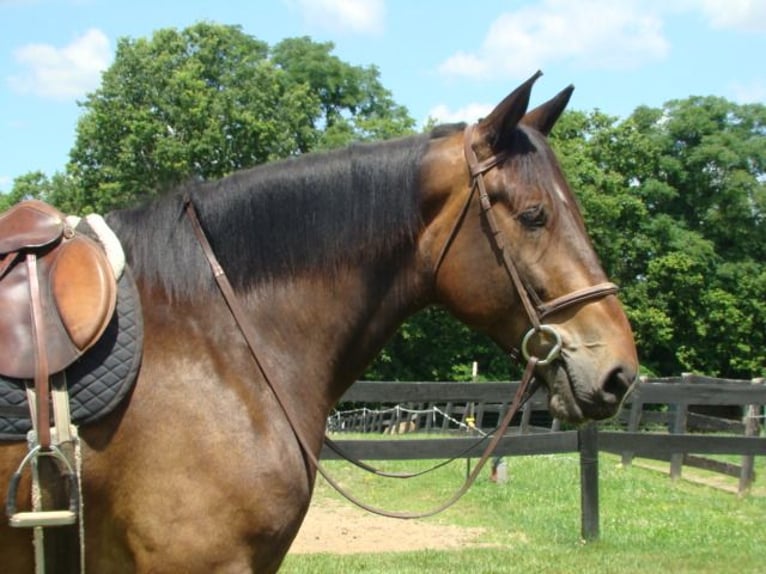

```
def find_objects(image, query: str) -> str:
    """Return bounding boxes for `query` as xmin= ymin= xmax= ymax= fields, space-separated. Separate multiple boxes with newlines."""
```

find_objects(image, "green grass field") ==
xmin=281 ymin=451 xmax=766 ymax=573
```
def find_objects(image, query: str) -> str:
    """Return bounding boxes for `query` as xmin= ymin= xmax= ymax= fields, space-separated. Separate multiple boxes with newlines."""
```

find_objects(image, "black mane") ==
xmin=107 ymin=134 xmax=432 ymax=299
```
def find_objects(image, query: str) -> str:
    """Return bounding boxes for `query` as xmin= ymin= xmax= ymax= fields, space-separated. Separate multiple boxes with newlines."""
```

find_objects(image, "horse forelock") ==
xmin=107 ymin=135 xmax=431 ymax=299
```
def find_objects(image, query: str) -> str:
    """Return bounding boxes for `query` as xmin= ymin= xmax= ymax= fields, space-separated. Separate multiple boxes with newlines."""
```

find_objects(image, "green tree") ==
xmin=7 ymin=24 xmax=765 ymax=380
xmin=271 ymin=37 xmax=414 ymax=148
xmin=366 ymin=307 xmax=515 ymax=382
xmin=553 ymin=98 xmax=766 ymax=379
xmin=0 ymin=171 xmax=78 ymax=212
xmin=69 ymin=23 xmax=414 ymax=213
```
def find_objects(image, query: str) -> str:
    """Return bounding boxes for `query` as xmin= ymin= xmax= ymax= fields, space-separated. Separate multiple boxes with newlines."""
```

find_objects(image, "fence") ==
xmin=320 ymin=375 xmax=766 ymax=540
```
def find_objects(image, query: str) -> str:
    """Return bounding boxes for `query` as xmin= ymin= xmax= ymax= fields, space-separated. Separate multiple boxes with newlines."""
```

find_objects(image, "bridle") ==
xmin=182 ymin=122 xmax=619 ymax=519
xmin=435 ymin=123 xmax=619 ymax=367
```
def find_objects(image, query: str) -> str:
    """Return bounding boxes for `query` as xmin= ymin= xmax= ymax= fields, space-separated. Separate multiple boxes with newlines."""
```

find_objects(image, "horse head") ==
xmin=421 ymin=71 xmax=638 ymax=424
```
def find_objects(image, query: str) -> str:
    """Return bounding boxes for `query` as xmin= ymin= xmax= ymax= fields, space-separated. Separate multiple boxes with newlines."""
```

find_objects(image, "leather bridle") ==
xmin=182 ymin=122 xmax=620 ymax=519
xmin=435 ymin=123 xmax=619 ymax=367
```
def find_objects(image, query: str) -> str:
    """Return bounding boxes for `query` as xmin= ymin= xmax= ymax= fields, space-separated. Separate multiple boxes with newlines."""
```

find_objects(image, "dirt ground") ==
xmin=290 ymin=498 xmax=488 ymax=555
xmin=290 ymin=459 xmax=763 ymax=555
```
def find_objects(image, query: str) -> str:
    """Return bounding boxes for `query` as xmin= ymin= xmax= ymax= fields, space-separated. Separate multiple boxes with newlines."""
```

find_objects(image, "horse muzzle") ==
xmin=542 ymin=353 xmax=637 ymax=424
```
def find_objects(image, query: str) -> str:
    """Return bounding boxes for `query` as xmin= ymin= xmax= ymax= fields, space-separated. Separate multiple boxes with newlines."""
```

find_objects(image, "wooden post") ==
xmin=621 ymin=376 xmax=645 ymax=467
xmin=476 ymin=401 xmax=486 ymax=430
xmin=669 ymin=374 xmax=690 ymax=480
xmin=466 ymin=362 xmax=478 ymax=477
xmin=441 ymin=402 xmax=453 ymax=431
xmin=425 ymin=403 xmax=434 ymax=433
xmin=579 ymin=422 xmax=599 ymax=541
xmin=520 ymin=401 xmax=532 ymax=435
xmin=739 ymin=377 xmax=764 ymax=495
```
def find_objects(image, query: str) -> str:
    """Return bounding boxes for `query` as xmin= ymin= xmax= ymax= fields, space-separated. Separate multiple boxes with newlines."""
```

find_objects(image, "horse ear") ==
xmin=522 ymin=85 xmax=574 ymax=135
xmin=478 ymin=70 xmax=543 ymax=149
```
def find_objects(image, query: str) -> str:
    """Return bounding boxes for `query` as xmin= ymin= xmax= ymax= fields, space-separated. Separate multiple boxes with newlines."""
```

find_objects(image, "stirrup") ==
xmin=5 ymin=444 xmax=79 ymax=528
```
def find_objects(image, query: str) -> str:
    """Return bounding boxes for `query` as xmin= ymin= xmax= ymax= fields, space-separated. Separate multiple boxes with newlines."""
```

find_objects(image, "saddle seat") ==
xmin=0 ymin=200 xmax=117 ymax=379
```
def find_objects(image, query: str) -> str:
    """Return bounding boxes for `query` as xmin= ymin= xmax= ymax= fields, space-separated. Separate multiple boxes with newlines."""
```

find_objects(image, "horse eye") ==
xmin=517 ymin=205 xmax=548 ymax=228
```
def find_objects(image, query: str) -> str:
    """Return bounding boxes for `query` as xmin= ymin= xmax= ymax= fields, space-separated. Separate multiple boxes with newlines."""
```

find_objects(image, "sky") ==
xmin=1 ymin=0 xmax=765 ymax=192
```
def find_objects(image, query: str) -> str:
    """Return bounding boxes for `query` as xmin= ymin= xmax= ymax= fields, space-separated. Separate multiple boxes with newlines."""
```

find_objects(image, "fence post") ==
xmin=739 ymin=377 xmax=764 ymax=495
xmin=669 ymin=374 xmax=691 ymax=480
xmin=579 ymin=422 xmax=599 ymax=541
xmin=621 ymin=375 xmax=646 ymax=467
xmin=520 ymin=401 xmax=533 ymax=435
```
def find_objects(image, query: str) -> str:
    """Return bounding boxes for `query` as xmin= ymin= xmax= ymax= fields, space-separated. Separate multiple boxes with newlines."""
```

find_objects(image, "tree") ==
xmin=551 ymin=98 xmax=766 ymax=379
xmin=6 ymin=21 xmax=764 ymax=380
xmin=68 ymin=23 xmax=415 ymax=213
xmin=0 ymin=171 xmax=78 ymax=212
xmin=271 ymin=37 xmax=414 ymax=148
xmin=366 ymin=307 xmax=515 ymax=382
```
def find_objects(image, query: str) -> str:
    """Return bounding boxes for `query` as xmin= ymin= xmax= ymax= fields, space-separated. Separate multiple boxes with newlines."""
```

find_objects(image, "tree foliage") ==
xmin=550 ymin=97 xmax=766 ymax=379
xmin=67 ymin=23 xmax=414 ymax=212
xmin=2 ymin=23 xmax=763 ymax=380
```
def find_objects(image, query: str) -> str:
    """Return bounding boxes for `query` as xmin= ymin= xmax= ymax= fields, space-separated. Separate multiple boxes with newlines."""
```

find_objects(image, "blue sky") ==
xmin=1 ymin=0 xmax=765 ymax=193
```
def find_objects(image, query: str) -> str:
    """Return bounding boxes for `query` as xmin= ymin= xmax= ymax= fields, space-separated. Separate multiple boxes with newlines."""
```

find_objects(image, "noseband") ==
xmin=435 ymin=124 xmax=618 ymax=366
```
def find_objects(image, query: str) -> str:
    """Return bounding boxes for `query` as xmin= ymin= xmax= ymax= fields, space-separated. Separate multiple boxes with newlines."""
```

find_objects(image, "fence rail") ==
xmin=320 ymin=375 xmax=765 ymax=540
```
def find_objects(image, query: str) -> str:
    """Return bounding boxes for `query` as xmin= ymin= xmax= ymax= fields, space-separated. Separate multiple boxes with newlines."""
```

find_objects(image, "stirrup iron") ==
xmin=6 ymin=443 xmax=80 ymax=528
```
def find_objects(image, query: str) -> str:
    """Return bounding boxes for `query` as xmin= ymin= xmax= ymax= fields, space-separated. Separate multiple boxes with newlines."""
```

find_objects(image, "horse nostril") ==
xmin=600 ymin=366 xmax=634 ymax=406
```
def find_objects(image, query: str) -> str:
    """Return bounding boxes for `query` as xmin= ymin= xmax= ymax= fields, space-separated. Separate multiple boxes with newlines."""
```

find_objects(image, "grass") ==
xmin=281 ymin=449 xmax=766 ymax=573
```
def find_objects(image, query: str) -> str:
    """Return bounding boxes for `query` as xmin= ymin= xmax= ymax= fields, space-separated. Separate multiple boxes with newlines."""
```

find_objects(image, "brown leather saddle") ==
xmin=0 ymin=200 xmax=116 ymax=448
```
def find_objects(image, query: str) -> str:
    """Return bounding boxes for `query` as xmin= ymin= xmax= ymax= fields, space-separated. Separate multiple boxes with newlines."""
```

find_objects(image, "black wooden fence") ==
xmin=320 ymin=375 xmax=766 ymax=540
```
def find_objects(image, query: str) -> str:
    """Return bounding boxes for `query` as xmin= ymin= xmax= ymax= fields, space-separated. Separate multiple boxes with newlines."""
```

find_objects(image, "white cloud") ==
xmin=285 ymin=0 xmax=385 ymax=35
xmin=426 ymin=102 xmax=494 ymax=125
xmin=438 ymin=0 xmax=669 ymax=80
xmin=0 ymin=175 xmax=11 ymax=191
xmin=7 ymin=28 xmax=111 ymax=100
xmin=439 ymin=52 xmax=490 ymax=78
xmin=693 ymin=0 xmax=766 ymax=32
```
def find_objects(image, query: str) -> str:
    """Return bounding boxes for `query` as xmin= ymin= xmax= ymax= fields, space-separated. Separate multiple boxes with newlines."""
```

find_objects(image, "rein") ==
xmin=181 ymin=122 xmax=618 ymax=519
xmin=184 ymin=196 xmax=537 ymax=518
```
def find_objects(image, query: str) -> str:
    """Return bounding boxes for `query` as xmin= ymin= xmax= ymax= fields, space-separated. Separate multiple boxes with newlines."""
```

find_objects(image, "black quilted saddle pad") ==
xmin=0 ymin=267 xmax=143 ymax=440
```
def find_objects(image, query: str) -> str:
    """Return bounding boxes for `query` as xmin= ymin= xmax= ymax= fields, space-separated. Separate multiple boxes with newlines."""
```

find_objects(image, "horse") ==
xmin=0 ymin=72 xmax=638 ymax=573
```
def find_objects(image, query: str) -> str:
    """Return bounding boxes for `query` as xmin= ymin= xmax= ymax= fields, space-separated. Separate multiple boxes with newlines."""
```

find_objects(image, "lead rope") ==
xmin=184 ymin=197 xmax=542 ymax=519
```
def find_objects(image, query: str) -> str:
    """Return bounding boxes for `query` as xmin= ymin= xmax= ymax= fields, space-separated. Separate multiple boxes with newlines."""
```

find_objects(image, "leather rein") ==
xmin=183 ymin=123 xmax=618 ymax=519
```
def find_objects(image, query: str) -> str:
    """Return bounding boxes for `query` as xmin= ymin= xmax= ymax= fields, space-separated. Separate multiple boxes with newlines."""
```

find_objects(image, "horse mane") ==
xmin=105 ymin=123 xmax=572 ymax=299
xmin=106 ymin=133 xmax=433 ymax=299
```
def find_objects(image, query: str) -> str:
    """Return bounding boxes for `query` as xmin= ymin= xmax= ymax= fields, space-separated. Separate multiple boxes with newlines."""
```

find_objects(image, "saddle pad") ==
xmin=0 ymin=266 xmax=143 ymax=441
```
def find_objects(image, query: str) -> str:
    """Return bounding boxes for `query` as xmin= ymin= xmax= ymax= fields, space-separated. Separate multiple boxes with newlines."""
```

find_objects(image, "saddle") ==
xmin=0 ymin=200 xmax=117 ymax=449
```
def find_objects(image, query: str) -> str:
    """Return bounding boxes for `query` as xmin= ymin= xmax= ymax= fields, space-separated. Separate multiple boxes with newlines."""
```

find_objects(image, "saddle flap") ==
xmin=0 ymin=200 xmax=65 ymax=255
xmin=51 ymin=236 xmax=117 ymax=351
xmin=0 ymin=205 xmax=118 ymax=379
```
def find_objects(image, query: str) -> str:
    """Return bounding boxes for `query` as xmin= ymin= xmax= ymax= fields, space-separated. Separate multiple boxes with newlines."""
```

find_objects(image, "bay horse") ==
xmin=0 ymin=72 xmax=638 ymax=573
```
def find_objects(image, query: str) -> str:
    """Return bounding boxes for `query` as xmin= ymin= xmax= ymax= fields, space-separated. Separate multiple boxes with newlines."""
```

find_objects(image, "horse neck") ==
xmin=239 ymin=253 xmax=430 ymax=414
xmin=110 ymin=136 xmax=435 ymax=430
